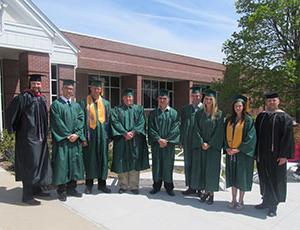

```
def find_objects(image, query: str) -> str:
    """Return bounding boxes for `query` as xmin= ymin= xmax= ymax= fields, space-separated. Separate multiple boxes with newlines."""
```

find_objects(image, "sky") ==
xmin=32 ymin=0 xmax=239 ymax=63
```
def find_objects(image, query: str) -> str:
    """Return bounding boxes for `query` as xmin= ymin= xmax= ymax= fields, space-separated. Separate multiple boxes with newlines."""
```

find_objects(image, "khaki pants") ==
xmin=118 ymin=170 xmax=140 ymax=190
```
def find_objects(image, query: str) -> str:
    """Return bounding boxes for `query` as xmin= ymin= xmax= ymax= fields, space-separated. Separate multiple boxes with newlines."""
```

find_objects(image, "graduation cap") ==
xmin=89 ymin=79 xmax=104 ymax=87
xmin=203 ymin=88 xmax=217 ymax=98
xmin=264 ymin=91 xmax=279 ymax=99
xmin=29 ymin=74 xmax=43 ymax=82
xmin=190 ymin=86 xmax=202 ymax=94
xmin=61 ymin=79 xmax=76 ymax=86
xmin=232 ymin=94 xmax=248 ymax=104
xmin=122 ymin=88 xmax=134 ymax=97
xmin=158 ymin=89 xmax=169 ymax=97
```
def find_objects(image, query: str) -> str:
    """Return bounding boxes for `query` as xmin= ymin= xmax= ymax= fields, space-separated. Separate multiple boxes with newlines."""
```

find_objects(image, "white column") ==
xmin=0 ymin=59 xmax=3 ymax=133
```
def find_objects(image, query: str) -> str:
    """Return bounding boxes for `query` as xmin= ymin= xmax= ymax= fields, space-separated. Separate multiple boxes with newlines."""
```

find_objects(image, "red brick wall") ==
xmin=63 ymin=32 xmax=225 ymax=83
xmin=19 ymin=52 xmax=50 ymax=108
xmin=75 ymin=72 xmax=89 ymax=101
xmin=2 ymin=59 xmax=20 ymax=109
xmin=121 ymin=75 xmax=142 ymax=104
xmin=57 ymin=65 xmax=75 ymax=96
xmin=174 ymin=80 xmax=192 ymax=111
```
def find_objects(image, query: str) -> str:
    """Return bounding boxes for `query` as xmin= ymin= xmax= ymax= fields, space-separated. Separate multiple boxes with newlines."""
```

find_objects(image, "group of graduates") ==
xmin=6 ymin=74 xmax=294 ymax=218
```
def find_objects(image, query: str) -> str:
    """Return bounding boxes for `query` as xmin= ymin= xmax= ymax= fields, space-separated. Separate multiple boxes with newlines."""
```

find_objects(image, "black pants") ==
xmin=57 ymin=180 xmax=77 ymax=194
xmin=22 ymin=182 xmax=43 ymax=202
xmin=86 ymin=179 xmax=106 ymax=188
xmin=153 ymin=180 xmax=174 ymax=192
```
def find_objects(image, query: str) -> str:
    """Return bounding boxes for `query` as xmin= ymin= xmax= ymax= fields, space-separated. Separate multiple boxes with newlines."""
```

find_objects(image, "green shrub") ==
xmin=0 ymin=129 xmax=15 ymax=165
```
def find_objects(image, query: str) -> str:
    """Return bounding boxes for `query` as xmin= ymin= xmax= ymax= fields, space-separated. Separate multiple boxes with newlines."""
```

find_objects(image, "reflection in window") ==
xmin=88 ymin=74 xmax=121 ymax=107
xmin=142 ymin=79 xmax=174 ymax=109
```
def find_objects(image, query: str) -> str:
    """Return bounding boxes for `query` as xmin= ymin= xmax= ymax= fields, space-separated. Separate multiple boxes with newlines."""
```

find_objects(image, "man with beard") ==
xmin=6 ymin=74 xmax=52 ymax=205
xmin=255 ymin=92 xmax=294 ymax=217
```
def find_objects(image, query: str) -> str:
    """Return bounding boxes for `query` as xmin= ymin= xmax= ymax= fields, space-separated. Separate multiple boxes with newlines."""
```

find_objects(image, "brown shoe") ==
xmin=23 ymin=198 xmax=41 ymax=206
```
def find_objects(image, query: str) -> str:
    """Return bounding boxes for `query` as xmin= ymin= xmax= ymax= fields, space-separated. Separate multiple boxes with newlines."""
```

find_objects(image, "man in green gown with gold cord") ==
xmin=80 ymin=79 xmax=111 ymax=194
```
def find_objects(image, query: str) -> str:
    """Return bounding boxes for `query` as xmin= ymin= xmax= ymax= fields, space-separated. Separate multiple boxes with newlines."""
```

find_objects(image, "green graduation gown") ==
xmin=191 ymin=110 xmax=224 ymax=192
xmin=110 ymin=104 xmax=149 ymax=173
xmin=50 ymin=98 xmax=85 ymax=185
xmin=180 ymin=103 xmax=203 ymax=186
xmin=225 ymin=115 xmax=256 ymax=191
xmin=148 ymin=107 xmax=180 ymax=183
xmin=79 ymin=97 xmax=110 ymax=180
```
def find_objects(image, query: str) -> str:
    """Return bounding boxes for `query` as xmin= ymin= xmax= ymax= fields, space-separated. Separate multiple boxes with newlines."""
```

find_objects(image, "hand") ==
xmin=124 ymin=132 xmax=134 ymax=141
xmin=82 ymin=141 xmax=88 ymax=147
xmin=226 ymin=148 xmax=233 ymax=155
xmin=202 ymin=143 xmax=209 ymax=150
xmin=277 ymin=157 xmax=287 ymax=166
xmin=158 ymin=139 xmax=168 ymax=148
xmin=68 ymin=134 xmax=79 ymax=143
xmin=231 ymin=149 xmax=240 ymax=155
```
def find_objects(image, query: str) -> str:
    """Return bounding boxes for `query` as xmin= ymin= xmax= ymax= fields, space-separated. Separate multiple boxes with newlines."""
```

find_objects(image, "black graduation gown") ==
xmin=6 ymin=90 xmax=52 ymax=185
xmin=255 ymin=111 xmax=294 ymax=206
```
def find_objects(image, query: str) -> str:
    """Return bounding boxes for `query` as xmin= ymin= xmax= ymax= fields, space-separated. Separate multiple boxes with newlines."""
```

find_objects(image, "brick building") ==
xmin=0 ymin=0 xmax=225 ymax=132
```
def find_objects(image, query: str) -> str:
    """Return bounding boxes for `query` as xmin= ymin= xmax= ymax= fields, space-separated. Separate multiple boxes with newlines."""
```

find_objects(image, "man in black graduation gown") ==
xmin=255 ymin=92 xmax=294 ymax=217
xmin=6 ymin=74 xmax=52 ymax=205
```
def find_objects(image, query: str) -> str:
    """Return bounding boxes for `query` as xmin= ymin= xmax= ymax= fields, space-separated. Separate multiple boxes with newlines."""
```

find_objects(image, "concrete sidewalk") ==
xmin=1 ymin=167 xmax=300 ymax=230
xmin=0 ymin=167 xmax=102 ymax=230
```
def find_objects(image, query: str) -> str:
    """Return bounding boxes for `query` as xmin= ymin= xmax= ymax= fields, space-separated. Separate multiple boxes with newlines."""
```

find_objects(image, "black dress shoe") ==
xmin=67 ymin=189 xmax=82 ymax=198
xmin=255 ymin=203 xmax=267 ymax=209
xmin=149 ymin=189 xmax=159 ymax=194
xmin=119 ymin=188 xmax=127 ymax=194
xmin=206 ymin=195 xmax=214 ymax=205
xmin=131 ymin=189 xmax=139 ymax=195
xmin=85 ymin=187 xmax=92 ymax=194
xmin=57 ymin=193 xmax=67 ymax=202
xmin=267 ymin=206 xmax=277 ymax=217
xmin=182 ymin=188 xmax=196 ymax=195
xmin=23 ymin=198 xmax=41 ymax=206
xmin=98 ymin=186 xmax=112 ymax=194
xmin=199 ymin=193 xmax=209 ymax=202
xmin=166 ymin=190 xmax=175 ymax=196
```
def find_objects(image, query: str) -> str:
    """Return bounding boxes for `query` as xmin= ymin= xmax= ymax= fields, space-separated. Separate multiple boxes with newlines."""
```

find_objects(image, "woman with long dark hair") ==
xmin=225 ymin=95 xmax=256 ymax=210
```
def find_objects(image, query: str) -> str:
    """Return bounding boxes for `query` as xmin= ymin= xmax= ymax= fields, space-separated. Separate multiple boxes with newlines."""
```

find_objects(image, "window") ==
xmin=142 ymin=79 xmax=174 ymax=109
xmin=88 ymin=74 xmax=121 ymax=107
xmin=51 ymin=65 xmax=58 ymax=102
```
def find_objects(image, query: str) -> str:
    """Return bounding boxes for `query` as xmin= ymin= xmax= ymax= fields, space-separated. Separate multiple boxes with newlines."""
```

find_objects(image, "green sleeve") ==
xmin=208 ymin=111 xmax=224 ymax=150
xmin=110 ymin=107 xmax=127 ymax=137
xmin=50 ymin=102 xmax=72 ymax=142
xmin=238 ymin=116 xmax=256 ymax=157
xmin=179 ymin=107 xmax=186 ymax=145
xmin=74 ymin=104 xmax=86 ymax=142
xmin=166 ymin=110 xmax=180 ymax=144
xmin=132 ymin=106 xmax=146 ymax=136
xmin=148 ymin=111 xmax=161 ymax=145
xmin=192 ymin=110 xmax=204 ymax=148
xmin=223 ymin=118 xmax=229 ymax=152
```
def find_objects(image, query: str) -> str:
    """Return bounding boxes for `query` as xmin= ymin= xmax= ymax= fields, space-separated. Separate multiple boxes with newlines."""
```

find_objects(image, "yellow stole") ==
xmin=226 ymin=120 xmax=245 ymax=148
xmin=87 ymin=95 xmax=105 ymax=129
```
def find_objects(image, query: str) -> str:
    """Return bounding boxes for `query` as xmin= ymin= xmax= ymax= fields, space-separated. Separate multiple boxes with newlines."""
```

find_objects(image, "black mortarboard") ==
xmin=158 ymin=89 xmax=169 ymax=97
xmin=190 ymin=86 xmax=202 ymax=94
xmin=203 ymin=88 xmax=217 ymax=98
xmin=232 ymin=94 xmax=248 ymax=104
xmin=122 ymin=88 xmax=134 ymax=97
xmin=61 ymin=79 xmax=76 ymax=86
xmin=89 ymin=79 xmax=104 ymax=87
xmin=264 ymin=91 xmax=279 ymax=99
xmin=29 ymin=74 xmax=43 ymax=82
